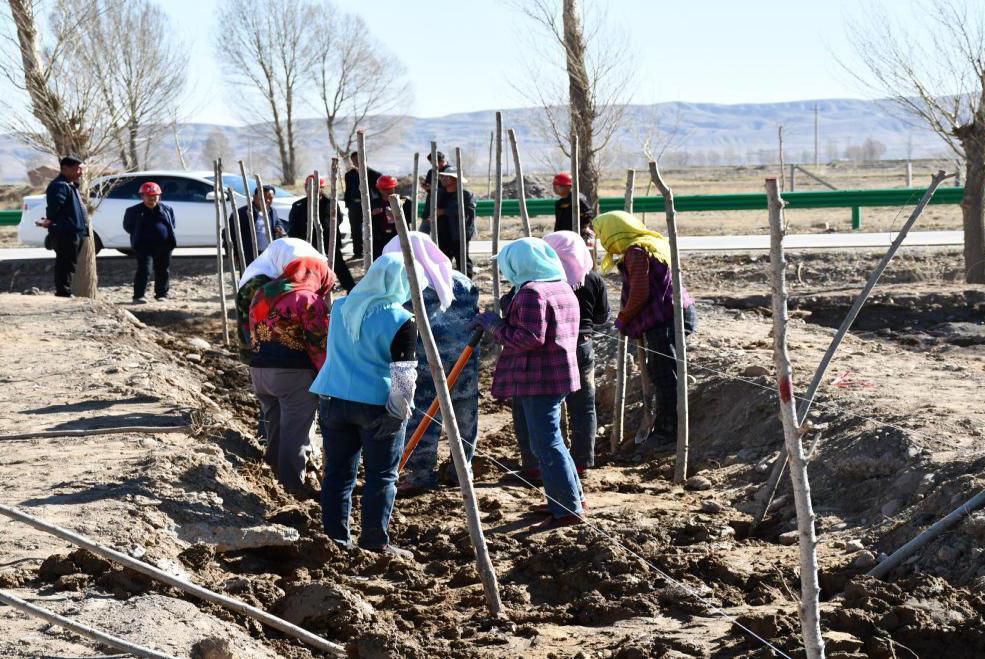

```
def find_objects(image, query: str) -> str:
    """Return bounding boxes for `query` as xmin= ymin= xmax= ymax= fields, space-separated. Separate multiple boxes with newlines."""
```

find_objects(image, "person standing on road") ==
xmin=369 ymin=176 xmax=414 ymax=261
xmin=419 ymin=168 xmax=476 ymax=276
xmin=593 ymin=210 xmax=697 ymax=444
xmin=122 ymin=182 xmax=176 ymax=303
xmin=237 ymin=185 xmax=286 ymax=266
xmin=288 ymin=175 xmax=356 ymax=292
xmin=472 ymin=237 xmax=585 ymax=529
xmin=40 ymin=155 xmax=88 ymax=298
xmin=343 ymin=151 xmax=381 ymax=260
xmin=552 ymin=172 xmax=593 ymax=241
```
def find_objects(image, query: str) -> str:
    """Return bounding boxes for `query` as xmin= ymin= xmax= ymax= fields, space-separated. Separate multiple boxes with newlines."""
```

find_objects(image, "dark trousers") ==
xmin=347 ymin=205 xmax=364 ymax=257
xmin=334 ymin=246 xmax=356 ymax=292
xmin=643 ymin=305 xmax=698 ymax=436
xmin=437 ymin=238 xmax=473 ymax=277
xmin=52 ymin=232 xmax=84 ymax=296
xmin=133 ymin=243 xmax=173 ymax=299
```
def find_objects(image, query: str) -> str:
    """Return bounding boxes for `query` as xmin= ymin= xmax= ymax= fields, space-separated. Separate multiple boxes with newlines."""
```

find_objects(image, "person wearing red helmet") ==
xmin=552 ymin=172 xmax=593 ymax=240
xmin=287 ymin=175 xmax=355 ymax=292
xmin=123 ymin=180 xmax=176 ymax=303
xmin=369 ymin=175 xmax=413 ymax=260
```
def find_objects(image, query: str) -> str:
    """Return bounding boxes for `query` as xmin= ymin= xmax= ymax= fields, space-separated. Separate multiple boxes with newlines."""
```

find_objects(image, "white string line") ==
xmin=408 ymin=406 xmax=794 ymax=659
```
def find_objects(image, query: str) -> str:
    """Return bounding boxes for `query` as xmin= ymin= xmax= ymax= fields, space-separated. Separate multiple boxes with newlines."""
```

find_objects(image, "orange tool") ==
xmin=399 ymin=328 xmax=483 ymax=470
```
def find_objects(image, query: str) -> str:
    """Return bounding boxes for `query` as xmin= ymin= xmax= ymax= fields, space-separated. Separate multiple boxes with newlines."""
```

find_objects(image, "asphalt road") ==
xmin=0 ymin=230 xmax=964 ymax=262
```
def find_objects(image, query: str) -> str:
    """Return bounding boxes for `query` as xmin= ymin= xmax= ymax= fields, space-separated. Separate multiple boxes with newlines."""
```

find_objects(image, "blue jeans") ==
xmin=319 ymin=397 xmax=407 ymax=549
xmin=404 ymin=395 xmax=479 ymax=488
xmin=514 ymin=394 xmax=584 ymax=518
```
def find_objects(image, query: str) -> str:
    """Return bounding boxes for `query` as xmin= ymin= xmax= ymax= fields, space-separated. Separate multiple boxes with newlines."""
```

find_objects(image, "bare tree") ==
xmin=310 ymin=7 xmax=410 ymax=158
xmin=215 ymin=0 xmax=314 ymax=185
xmin=846 ymin=0 xmax=985 ymax=282
xmin=200 ymin=128 xmax=233 ymax=168
xmin=514 ymin=0 xmax=634 ymax=205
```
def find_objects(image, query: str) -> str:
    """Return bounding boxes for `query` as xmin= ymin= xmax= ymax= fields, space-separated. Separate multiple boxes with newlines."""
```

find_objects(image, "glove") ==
xmin=472 ymin=311 xmax=504 ymax=332
xmin=386 ymin=361 xmax=418 ymax=420
xmin=614 ymin=316 xmax=625 ymax=332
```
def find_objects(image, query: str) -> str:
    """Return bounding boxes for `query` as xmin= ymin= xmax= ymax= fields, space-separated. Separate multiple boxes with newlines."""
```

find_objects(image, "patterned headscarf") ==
xmin=340 ymin=252 xmax=426 ymax=341
xmin=495 ymin=237 xmax=566 ymax=287
xmin=592 ymin=210 xmax=671 ymax=273
xmin=249 ymin=256 xmax=335 ymax=325
xmin=382 ymin=231 xmax=454 ymax=311
xmin=544 ymin=230 xmax=594 ymax=289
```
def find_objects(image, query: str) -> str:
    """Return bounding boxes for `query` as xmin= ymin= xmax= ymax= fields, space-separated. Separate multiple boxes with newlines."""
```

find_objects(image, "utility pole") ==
xmin=813 ymin=103 xmax=819 ymax=167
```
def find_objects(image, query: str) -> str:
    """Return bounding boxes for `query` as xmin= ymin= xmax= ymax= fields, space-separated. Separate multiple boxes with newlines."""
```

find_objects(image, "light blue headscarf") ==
xmin=496 ymin=237 xmax=566 ymax=287
xmin=340 ymin=252 xmax=425 ymax=341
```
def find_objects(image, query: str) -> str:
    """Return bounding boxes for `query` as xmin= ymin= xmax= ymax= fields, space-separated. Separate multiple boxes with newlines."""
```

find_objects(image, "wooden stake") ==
xmin=610 ymin=168 xmax=634 ymax=452
xmin=216 ymin=174 xmax=240 ymax=293
xmin=306 ymin=173 xmax=315 ymax=245
xmin=254 ymin=174 xmax=273 ymax=243
xmin=237 ymin=161 xmax=259 ymax=260
xmin=778 ymin=125 xmax=786 ymax=192
xmin=649 ymin=162 xmax=689 ymax=483
xmin=571 ymin=133 xmax=581 ymax=236
xmin=507 ymin=128 xmax=532 ymax=237
xmin=212 ymin=160 xmax=230 ymax=347
xmin=751 ymin=170 xmax=955 ymax=531
xmin=492 ymin=112 xmax=503 ymax=314
xmin=766 ymin=177 xmax=825 ymax=659
xmin=486 ymin=130 xmax=494 ymax=198
xmin=410 ymin=152 xmax=420 ymax=231
xmin=1 ymin=425 xmax=189 ymax=441
xmin=389 ymin=195 xmax=503 ymax=616
xmin=357 ymin=130 xmax=373 ymax=268
xmin=429 ymin=141 xmax=440 ymax=247
xmin=0 ymin=589 xmax=177 ymax=659
xmin=0 ymin=504 xmax=345 ymax=656
xmin=453 ymin=147 xmax=468 ymax=273
xmin=226 ymin=187 xmax=247 ymax=275
xmin=313 ymin=170 xmax=325 ymax=255
xmin=328 ymin=158 xmax=339 ymax=271
xmin=623 ymin=168 xmax=635 ymax=213
xmin=634 ymin=342 xmax=655 ymax=445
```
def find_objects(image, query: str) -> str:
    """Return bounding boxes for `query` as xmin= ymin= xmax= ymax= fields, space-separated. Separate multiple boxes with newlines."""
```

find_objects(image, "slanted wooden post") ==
xmin=507 ymin=128 xmax=532 ymax=237
xmin=649 ymin=162 xmax=689 ymax=483
xmin=610 ymin=168 xmax=634 ymax=452
xmin=254 ymin=174 xmax=273 ymax=242
xmin=429 ymin=141 xmax=440 ymax=247
xmin=237 ymin=161 xmax=259 ymax=259
xmin=327 ymin=158 xmax=339 ymax=270
xmin=492 ymin=112 xmax=504 ymax=314
xmin=211 ymin=160 xmax=230 ymax=347
xmin=410 ymin=152 xmax=420 ymax=231
xmin=389 ymin=195 xmax=503 ymax=616
xmin=455 ymin=147 xmax=468 ymax=273
xmin=751 ymin=170 xmax=955 ymax=531
xmin=766 ymin=177 xmax=825 ymax=659
xmin=357 ymin=130 xmax=373 ymax=268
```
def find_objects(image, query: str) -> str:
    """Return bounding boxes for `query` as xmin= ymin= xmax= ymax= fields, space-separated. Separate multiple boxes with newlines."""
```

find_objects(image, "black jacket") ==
xmin=574 ymin=269 xmax=610 ymax=340
xmin=554 ymin=192 xmax=592 ymax=233
xmin=420 ymin=187 xmax=476 ymax=243
xmin=422 ymin=162 xmax=450 ymax=191
xmin=45 ymin=174 xmax=88 ymax=236
xmin=343 ymin=166 xmax=381 ymax=208
xmin=123 ymin=202 xmax=176 ymax=249
xmin=231 ymin=204 xmax=286 ymax=264
xmin=287 ymin=195 xmax=342 ymax=243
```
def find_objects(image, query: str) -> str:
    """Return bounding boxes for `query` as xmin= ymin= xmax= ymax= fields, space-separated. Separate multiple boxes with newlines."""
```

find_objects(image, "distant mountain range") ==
xmin=0 ymin=98 xmax=951 ymax=185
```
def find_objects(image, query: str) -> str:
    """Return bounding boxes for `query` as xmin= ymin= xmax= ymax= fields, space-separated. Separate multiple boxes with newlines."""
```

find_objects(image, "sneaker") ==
xmin=154 ymin=294 xmax=169 ymax=301
xmin=364 ymin=544 xmax=414 ymax=560
xmin=132 ymin=297 xmax=147 ymax=304
xmin=533 ymin=513 xmax=585 ymax=531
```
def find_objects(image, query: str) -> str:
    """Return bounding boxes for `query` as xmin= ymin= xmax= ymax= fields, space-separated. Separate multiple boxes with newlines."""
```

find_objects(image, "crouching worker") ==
xmin=381 ymin=232 xmax=480 ymax=494
xmin=473 ymin=237 xmax=585 ymax=529
xmin=310 ymin=253 xmax=423 ymax=558
xmin=247 ymin=251 xmax=335 ymax=494
xmin=593 ymin=211 xmax=697 ymax=443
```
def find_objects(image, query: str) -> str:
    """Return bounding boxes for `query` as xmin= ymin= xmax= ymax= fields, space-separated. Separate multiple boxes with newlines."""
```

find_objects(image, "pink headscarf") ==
xmin=382 ymin=231 xmax=455 ymax=311
xmin=544 ymin=230 xmax=594 ymax=289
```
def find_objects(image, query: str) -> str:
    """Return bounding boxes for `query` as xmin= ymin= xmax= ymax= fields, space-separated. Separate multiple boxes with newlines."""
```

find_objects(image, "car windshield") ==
xmin=205 ymin=175 xmax=294 ymax=198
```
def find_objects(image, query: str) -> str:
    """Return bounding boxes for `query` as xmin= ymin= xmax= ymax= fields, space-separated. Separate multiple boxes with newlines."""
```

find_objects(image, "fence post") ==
xmin=851 ymin=206 xmax=862 ymax=230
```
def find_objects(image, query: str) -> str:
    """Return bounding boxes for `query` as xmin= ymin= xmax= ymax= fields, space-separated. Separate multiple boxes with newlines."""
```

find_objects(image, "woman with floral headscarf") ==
xmin=247 ymin=253 xmax=335 ymax=494
xmin=474 ymin=237 xmax=585 ymax=529
xmin=593 ymin=210 xmax=697 ymax=444
xmin=310 ymin=253 xmax=424 ymax=559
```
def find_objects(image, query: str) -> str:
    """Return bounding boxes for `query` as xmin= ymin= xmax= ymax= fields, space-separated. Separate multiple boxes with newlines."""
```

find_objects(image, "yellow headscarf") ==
xmin=593 ymin=210 xmax=672 ymax=273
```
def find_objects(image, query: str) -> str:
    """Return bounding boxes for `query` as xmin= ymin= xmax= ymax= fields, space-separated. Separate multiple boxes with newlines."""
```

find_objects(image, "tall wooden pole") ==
xmin=312 ymin=170 xmax=323 ymax=254
xmin=219 ymin=186 xmax=240 ymax=291
xmin=766 ymin=177 xmax=825 ymax=659
xmin=226 ymin=187 xmax=247 ymax=275
xmin=327 ymin=158 xmax=339 ymax=270
xmin=492 ymin=112 xmax=504 ymax=314
xmin=486 ymin=130 xmax=494 ymax=198
xmin=254 ymin=174 xmax=273 ymax=243
xmin=610 ymin=168 xmax=634 ymax=452
xmin=813 ymin=103 xmax=819 ymax=168
xmin=211 ymin=160 xmax=230 ymax=347
xmin=410 ymin=152 xmax=420 ymax=231
xmin=571 ymin=133 xmax=581 ymax=236
xmin=237 ymin=161 xmax=259 ymax=259
xmin=306 ymin=173 xmax=315 ymax=245
xmin=649 ymin=162 xmax=689 ymax=483
xmin=429 ymin=141 xmax=440 ymax=247
xmin=454 ymin=147 xmax=468 ymax=273
xmin=389 ymin=195 xmax=503 ymax=616
xmin=507 ymin=128 xmax=532 ymax=237
xmin=357 ymin=130 xmax=373 ymax=268
xmin=778 ymin=126 xmax=786 ymax=192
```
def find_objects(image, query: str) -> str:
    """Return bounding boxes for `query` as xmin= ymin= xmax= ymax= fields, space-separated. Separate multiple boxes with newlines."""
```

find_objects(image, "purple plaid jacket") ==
xmin=618 ymin=248 xmax=694 ymax=339
xmin=491 ymin=280 xmax=581 ymax=398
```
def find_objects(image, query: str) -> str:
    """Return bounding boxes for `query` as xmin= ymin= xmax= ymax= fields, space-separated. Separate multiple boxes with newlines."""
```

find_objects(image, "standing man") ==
xmin=40 ymin=155 xmax=88 ymax=298
xmin=552 ymin=172 xmax=593 ymax=240
xmin=343 ymin=151 xmax=380 ymax=260
xmin=237 ymin=185 xmax=286 ymax=265
xmin=288 ymin=175 xmax=356 ymax=292
xmin=123 ymin=181 xmax=176 ymax=303
xmin=420 ymin=168 xmax=476 ymax=276
xmin=369 ymin=175 xmax=414 ymax=261
xmin=421 ymin=150 xmax=448 ymax=197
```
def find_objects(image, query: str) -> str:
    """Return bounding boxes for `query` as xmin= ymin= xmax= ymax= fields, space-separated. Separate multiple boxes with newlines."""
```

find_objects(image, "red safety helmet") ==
xmin=140 ymin=181 xmax=162 ymax=196
xmin=376 ymin=175 xmax=399 ymax=191
xmin=553 ymin=172 xmax=573 ymax=187
xmin=305 ymin=174 xmax=326 ymax=187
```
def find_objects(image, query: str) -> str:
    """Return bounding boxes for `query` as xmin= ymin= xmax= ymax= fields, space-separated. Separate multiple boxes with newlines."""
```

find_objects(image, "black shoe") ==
xmin=132 ymin=297 xmax=147 ymax=304
xmin=154 ymin=294 xmax=169 ymax=301
xmin=54 ymin=291 xmax=74 ymax=298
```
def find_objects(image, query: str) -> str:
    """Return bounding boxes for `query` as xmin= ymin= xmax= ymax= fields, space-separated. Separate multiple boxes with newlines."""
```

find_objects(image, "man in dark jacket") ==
xmin=342 ymin=151 xmax=381 ymax=259
xmin=288 ymin=175 xmax=356 ymax=292
xmin=236 ymin=185 xmax=287 ymax=265
xmin=123 ymin=181 xmax=176 ymax=303
xmin=553 ymin=172 xmax=593 ymax=239
xmin=369 ymin=175 xmax=415 ymax=260
xmin=419 ymin=168 xmax=476 ymax=276
xmin=421 ymin=150 xmax=448 ymax=196
xmin=40 ymin=155 xmax=88 ymax=297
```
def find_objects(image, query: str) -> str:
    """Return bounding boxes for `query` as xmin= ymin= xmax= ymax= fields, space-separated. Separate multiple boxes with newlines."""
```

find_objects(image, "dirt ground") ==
xmin=1 ymin=245 xmax=984 ymax=658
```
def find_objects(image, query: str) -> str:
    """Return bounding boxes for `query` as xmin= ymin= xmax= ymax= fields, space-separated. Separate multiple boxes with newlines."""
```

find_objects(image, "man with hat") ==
xmin=553 ymin=172 xmax=593 ymax=239
xmin=235 ymin=184 xmax=287 ymax=266
xmin=420 ymin=168 xmax=476 ymax=276
xmin=369 ymin=175 xmax=414 ymax=260
xmin=123 ymin=181 xmax=176 ymax=303
xmin=39 ymin=155 xmax=88 ymax=297
xmin=421 ymin=150 xmax=448 ymax=197
xmin=343 ymin=151 xmax=381 ymax=260
xmin=288 ymin=174 xmax=356 ymax=292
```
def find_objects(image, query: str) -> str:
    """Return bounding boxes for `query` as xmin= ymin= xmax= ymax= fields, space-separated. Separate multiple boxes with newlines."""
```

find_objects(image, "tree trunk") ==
xmin=960 ymin=142 xmax=985 ymax=283
xmin=561 ymin=0 xmax=598 ymax=206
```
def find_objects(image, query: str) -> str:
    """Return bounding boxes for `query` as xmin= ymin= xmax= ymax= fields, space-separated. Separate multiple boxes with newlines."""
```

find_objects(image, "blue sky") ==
xmin=169 ymin=0 xmax=875 ymax=125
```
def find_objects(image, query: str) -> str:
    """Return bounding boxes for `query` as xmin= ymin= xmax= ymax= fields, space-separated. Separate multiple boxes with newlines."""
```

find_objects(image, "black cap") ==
xmin=350 ymin=151 xmax=359 ymax=159
xmin=59 ymin=155 xmax=84 ymax=167
xmin=427 ymin=151 xmax=446 ymax=162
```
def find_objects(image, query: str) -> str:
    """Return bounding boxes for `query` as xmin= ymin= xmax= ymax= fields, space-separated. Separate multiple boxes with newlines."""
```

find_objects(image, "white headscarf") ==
xmin=238 ymin=237 xmax=322 ymax=287
xmin=382 ymin=231 xmax=455 ymax=311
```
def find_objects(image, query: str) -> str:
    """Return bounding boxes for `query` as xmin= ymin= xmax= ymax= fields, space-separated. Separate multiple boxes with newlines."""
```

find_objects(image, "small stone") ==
xmin=128 ymin=546 xmax=147 ymax=559
xmin=190 ymin=637 xmax=234 ymax=659
xmin=742 ymin=365 xmax=771 ymax=378
xmin=185 ymin=353 xmax=202 ymax=362
xmin=684 ymin=475 xmax=713 ymax=491
xmin=851 ymin=550 xmax=877 ymax=570
xmin=186 ymin=337 xmax=211 ymax=351
xmin=779 ymin=530 xmax=799 ymax=545
xmin=700 ymin=499 xmax=725 ymax=514
xmin=881 ymin=499 xmax=901 ymax=517
xmin=823 ymin=630 xmax=863 ymax=653
xmin=843 ymin=539 xmax=865 ymax=553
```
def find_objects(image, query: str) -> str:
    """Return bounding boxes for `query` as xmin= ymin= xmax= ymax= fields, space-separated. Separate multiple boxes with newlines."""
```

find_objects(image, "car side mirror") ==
xmin=205 ymin=191 xmax=217 ymax=201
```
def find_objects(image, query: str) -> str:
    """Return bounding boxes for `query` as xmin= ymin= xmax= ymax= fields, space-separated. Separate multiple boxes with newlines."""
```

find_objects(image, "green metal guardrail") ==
xmin=1 ymin=185 xmax=964 ymax=229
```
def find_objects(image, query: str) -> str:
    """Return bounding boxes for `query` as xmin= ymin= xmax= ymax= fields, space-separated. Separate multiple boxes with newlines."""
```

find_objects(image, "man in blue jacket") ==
xmin=40 ymin=155 xmax=89 ymax=297
xmin=123 ymin=181 xmax=176 ymax=303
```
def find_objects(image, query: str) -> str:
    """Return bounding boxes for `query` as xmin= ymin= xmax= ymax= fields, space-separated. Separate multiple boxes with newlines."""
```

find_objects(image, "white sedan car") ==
xmin=17 ymin=170 xmax=315 ymax=253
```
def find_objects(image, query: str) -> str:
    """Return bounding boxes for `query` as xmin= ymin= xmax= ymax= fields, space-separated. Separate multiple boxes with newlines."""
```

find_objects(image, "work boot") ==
xmin=533 ymin=514 xmax=585 ymax=531
xmin=132 ymin=297 xmax=147 ymax=304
